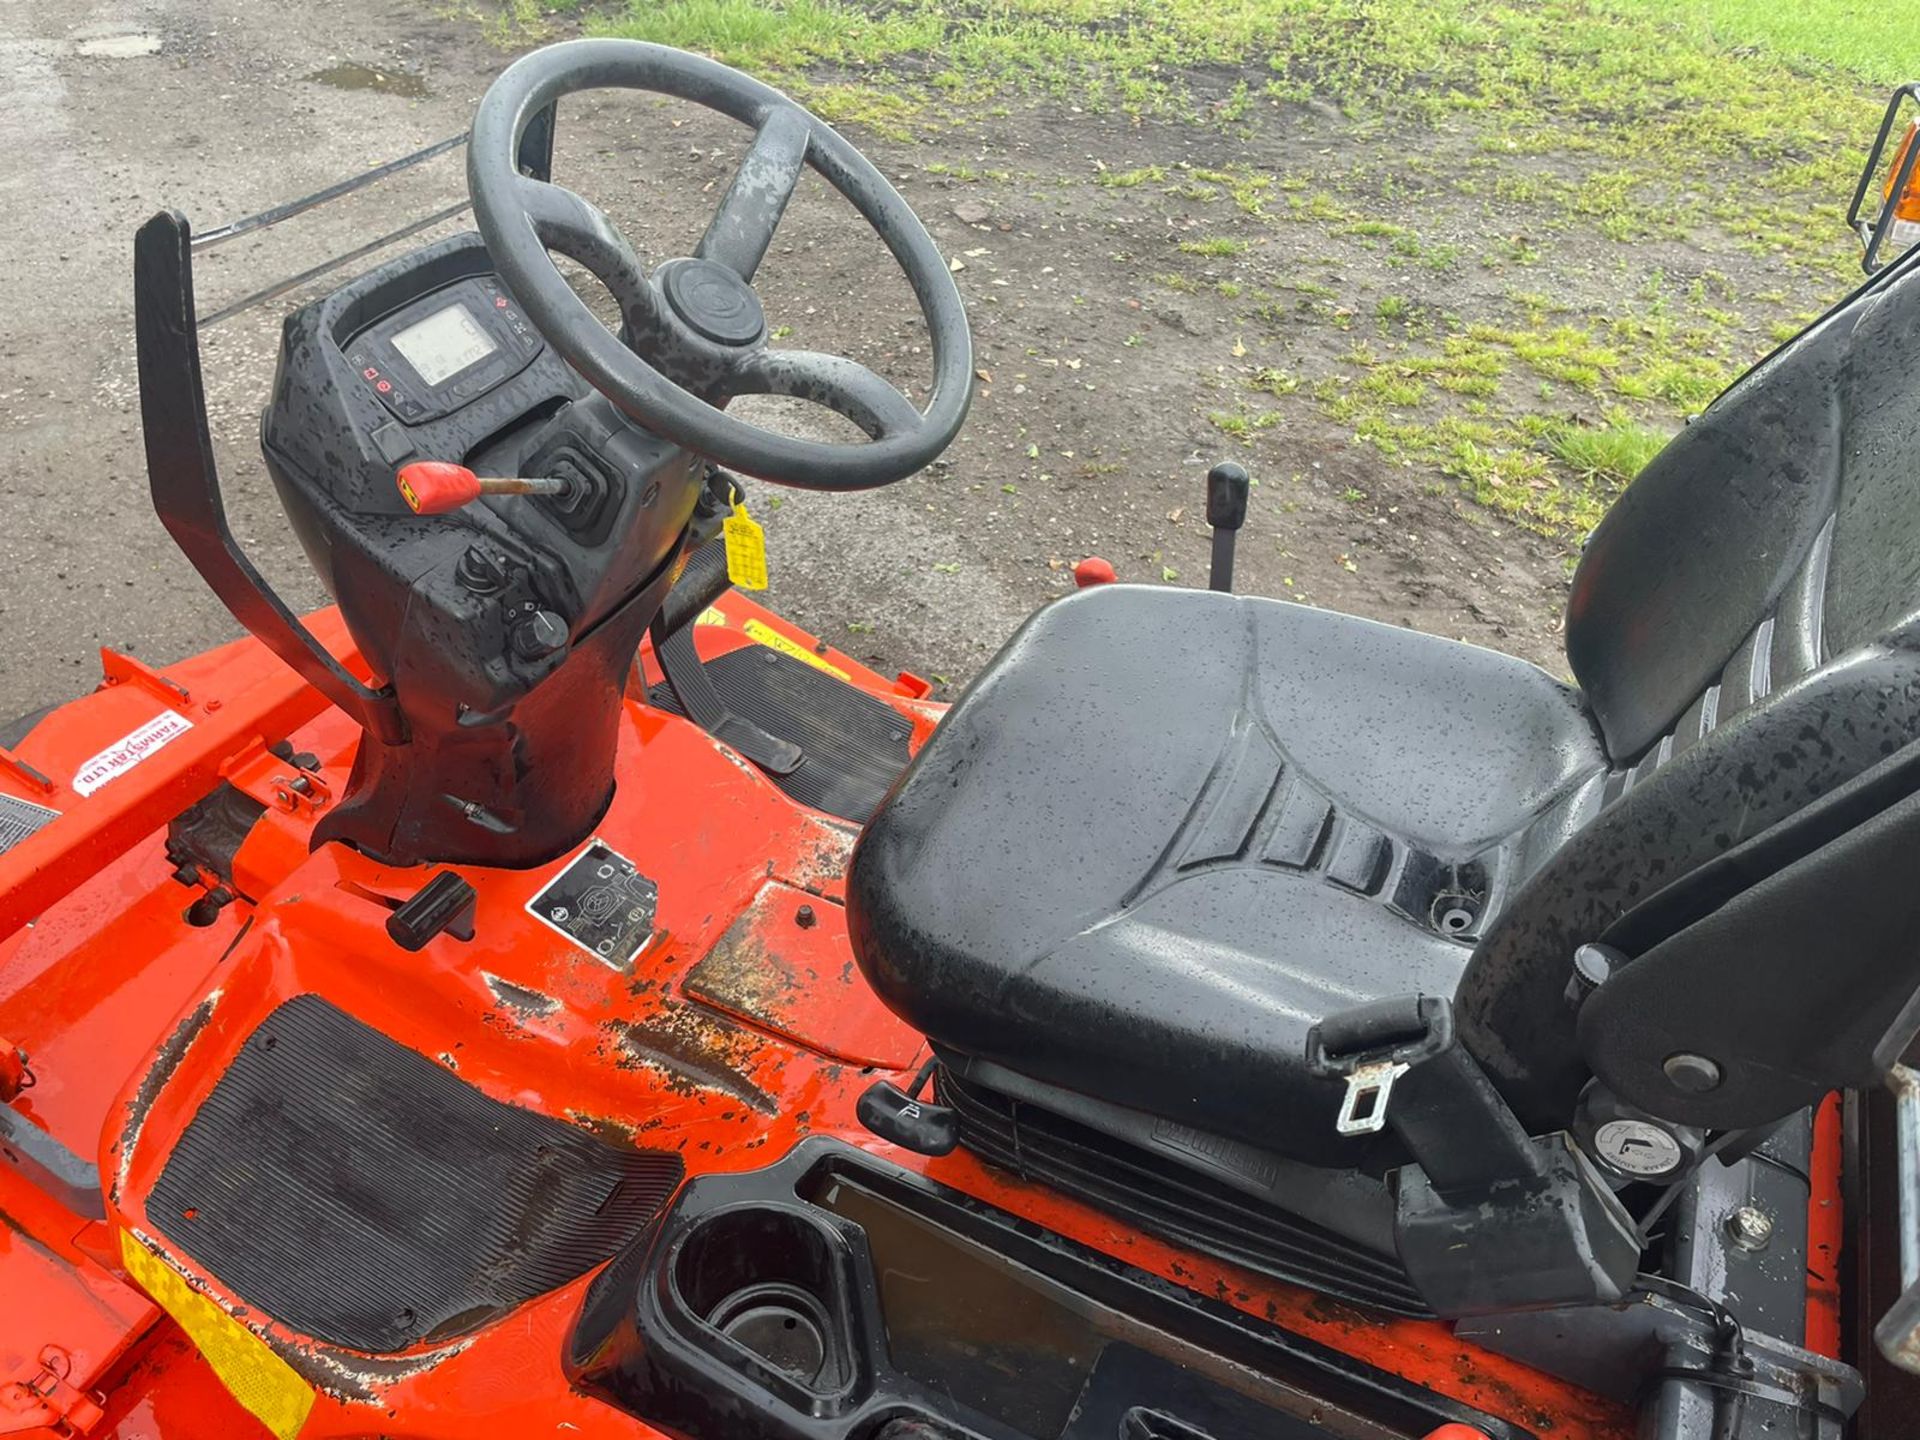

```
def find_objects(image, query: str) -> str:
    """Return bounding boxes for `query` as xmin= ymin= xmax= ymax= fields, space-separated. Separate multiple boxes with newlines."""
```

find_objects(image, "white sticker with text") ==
xmin=72 ymin=709 xmax=193 ymax=796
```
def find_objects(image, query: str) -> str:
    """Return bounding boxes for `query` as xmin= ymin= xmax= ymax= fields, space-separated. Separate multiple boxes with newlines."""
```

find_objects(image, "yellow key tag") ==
xmin=723 ymin=498 xmax=769 ymax=591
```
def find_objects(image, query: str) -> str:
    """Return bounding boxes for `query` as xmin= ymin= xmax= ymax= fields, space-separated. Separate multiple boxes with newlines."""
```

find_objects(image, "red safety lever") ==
xmin=1073 ymin=556 xmax=1117 ymax=587
xmin=395 ymin=461 xmax=567 ymax=516
xmin=0 ymin=1037 xmax=32 ymax=1103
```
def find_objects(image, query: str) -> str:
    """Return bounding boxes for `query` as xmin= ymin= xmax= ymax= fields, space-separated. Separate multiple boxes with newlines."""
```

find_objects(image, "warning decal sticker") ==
xmin=742 ymin=618 xmax=851 ymax=681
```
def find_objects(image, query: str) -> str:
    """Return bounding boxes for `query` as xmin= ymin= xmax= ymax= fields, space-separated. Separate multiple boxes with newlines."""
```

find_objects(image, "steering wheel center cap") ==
xmin=660 ymin=258 xmax=767 ymax=347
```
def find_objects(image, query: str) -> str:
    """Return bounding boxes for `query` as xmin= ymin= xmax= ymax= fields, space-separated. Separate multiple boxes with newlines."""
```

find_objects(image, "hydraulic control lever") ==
xmin=856 ymin=1057 xmax=959 ymax=1156
xmin=1206 ymin=460 xmax=1251 ymax=592
xmin=396 ymin=460 xmax=572 ymax=515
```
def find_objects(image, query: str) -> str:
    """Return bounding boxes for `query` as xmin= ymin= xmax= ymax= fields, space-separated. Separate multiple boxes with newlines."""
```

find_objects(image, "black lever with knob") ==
xmin=1206 ymin=461 xmax=1251 ymax=593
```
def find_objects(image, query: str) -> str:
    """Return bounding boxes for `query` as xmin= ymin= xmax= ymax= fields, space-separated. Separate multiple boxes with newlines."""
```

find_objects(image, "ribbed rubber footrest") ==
xmin=149 ymin=994 xmax=684 ymax=1352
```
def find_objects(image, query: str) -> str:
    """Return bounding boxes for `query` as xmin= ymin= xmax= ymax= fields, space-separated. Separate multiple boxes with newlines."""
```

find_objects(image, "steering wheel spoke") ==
xmin=696 ymin=106 xmax=811 ymax=281
xmin=730 ymin=349 xmax=925 ymax=441
xmin=514 ymin=175 xmax=660 ymax=330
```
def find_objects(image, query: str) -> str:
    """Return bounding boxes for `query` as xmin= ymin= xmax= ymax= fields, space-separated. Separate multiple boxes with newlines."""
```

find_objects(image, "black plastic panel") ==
xmin=935 ymin=1067 xmax=1431 ymax=1317
xmin=341 ymin=274 xmax=542 ymax=425
xmin=569 ymin=1137 xmax=1532 ymax=1440
xmin=149 ymin=994 xmax=684 ymax=1352
xmin=651 ymin=648 xmax=912 ymax=823
xmin=257 ymin=230 xmax=708 ymax=866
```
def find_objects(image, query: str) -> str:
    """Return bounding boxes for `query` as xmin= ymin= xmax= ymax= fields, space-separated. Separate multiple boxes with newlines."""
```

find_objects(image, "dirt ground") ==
xmin=0 ymin=0 xmax=1832 ymax=719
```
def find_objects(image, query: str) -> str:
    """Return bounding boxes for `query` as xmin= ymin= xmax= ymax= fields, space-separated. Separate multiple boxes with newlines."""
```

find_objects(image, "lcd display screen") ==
xmin=391 ymin=303 xmax=497 ymax=386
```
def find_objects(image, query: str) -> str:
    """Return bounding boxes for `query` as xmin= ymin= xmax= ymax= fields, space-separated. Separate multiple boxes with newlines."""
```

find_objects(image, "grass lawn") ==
xmin=491 ymin=0 xmax=1908 ymax=541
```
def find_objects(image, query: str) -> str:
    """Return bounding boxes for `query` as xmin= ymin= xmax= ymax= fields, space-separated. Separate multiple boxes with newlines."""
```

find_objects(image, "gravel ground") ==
xmin=0 ymin=0 xmax=1583 ymax=723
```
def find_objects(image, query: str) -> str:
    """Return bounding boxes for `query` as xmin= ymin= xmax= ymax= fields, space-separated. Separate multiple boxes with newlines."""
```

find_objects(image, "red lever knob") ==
xmin=396 ymin=461 xmax=483 ymax=516
xmin=1423 ymin=1427 xmax=1492 ymax=1440
xmin=1073 ymin=556 xmax=1117 ymax=588
xmin=0 ymin=1039 xmax=30 ymax=1103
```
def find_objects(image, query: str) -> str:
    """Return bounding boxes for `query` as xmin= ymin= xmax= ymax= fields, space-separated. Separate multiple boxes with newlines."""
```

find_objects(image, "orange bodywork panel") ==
xmin=0 ymin=597 xmax=1638 ymax=1440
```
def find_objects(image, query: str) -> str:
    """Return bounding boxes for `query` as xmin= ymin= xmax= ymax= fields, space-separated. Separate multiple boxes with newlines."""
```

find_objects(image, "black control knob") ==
xmin=1565 ymin=942 xmax=1625 ymax=1008
xmin=456 ymin=545 xmax=510 ymax=595
xmin=386 ymin=870 xmax=478 ymax=951
xmin=512 ymin=609 xmax=568 ymax=660
xmin=856 ymin=1077 xmax=959 ymax=1156
xmin=1205 ymin=461 xmax=1253 ymax=593
xmin=1206 ymin=461 xmax=1251 ymax=531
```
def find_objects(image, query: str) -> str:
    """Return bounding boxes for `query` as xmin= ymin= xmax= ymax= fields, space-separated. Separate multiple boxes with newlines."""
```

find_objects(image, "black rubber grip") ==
xmin=386 ymin=870 xmax=477 ymax=951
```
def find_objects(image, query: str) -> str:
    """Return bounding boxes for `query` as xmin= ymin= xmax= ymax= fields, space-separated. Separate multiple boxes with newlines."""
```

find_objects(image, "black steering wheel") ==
xmin=469 ymin=39 xmax=972 ymax=491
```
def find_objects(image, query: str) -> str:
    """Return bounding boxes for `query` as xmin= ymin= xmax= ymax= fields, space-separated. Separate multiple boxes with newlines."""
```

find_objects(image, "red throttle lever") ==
xmin=1072 ymin=556 xmax=1117 ymax=587
xmin=0 ymin=1038 xmax=32 ymax=1103
xmin=395 ymin=461 xmax=568 ymax=516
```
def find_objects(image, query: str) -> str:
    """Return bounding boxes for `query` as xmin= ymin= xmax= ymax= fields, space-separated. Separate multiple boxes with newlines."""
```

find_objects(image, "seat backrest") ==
xmin=1459 ymin=246 xmax=1920 ymax=1132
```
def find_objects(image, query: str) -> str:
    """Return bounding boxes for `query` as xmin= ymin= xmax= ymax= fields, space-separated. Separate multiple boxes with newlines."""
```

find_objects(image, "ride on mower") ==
xmin=5 ymin=36 xmax=1920 ymax=1440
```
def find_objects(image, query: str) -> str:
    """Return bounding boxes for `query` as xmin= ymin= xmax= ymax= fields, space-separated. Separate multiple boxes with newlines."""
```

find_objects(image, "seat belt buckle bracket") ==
xmin=1307 ymin=994 xmax=1454 ymax=1136
xmin=1333 ymin=1058 xmax=1410 ymax=1135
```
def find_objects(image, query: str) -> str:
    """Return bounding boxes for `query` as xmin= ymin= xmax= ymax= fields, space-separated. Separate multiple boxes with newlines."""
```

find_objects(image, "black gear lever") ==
xmin=1206 ymin=461 xmax=1251 ymax=593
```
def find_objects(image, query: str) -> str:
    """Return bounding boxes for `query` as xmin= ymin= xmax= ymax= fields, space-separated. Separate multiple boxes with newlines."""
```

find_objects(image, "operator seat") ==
xmin=847 ymin=246 xmax=1920 ymax=1293
xmin=853 ymin=585 xmax=1608 ymax=1171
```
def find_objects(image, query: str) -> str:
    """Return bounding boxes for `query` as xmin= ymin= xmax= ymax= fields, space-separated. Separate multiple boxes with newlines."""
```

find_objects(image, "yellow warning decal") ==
xmin=121 ymin=1230 xmax=316 ymax=1440
xmin=743 ymin=619 xmax=850 ymax=681
xmin=694 ymin=605 xmax=729 ymax=626
xmin=722 ymin=498 xmax=769 ymax=591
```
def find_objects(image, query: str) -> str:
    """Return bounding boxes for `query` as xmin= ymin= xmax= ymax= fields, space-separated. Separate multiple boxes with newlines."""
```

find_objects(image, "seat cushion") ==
xmin=848 ymin=585 xmax=1607 ymax=1166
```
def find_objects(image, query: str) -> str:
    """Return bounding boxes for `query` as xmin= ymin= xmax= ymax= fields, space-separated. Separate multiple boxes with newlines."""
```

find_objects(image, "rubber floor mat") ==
xmin=148 ymin=994 xmax=684 ymax=1352
xmin=652 ymin=648 xmax=914 ymax=824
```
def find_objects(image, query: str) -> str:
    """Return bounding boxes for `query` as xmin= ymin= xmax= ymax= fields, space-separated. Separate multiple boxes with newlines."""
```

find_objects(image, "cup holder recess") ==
xmin=669 ymin=1204 xmax=863 ymax=1402
xmin=572 ymin=1141 xmax=1521 ymax=1440
xmin=705 ymin=1282 xmax=838 ymax=1387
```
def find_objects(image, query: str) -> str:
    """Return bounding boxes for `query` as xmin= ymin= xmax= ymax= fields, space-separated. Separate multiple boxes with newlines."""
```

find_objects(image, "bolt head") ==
xmin=1726 ymin=1204 xmax=1774 ymax=1251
